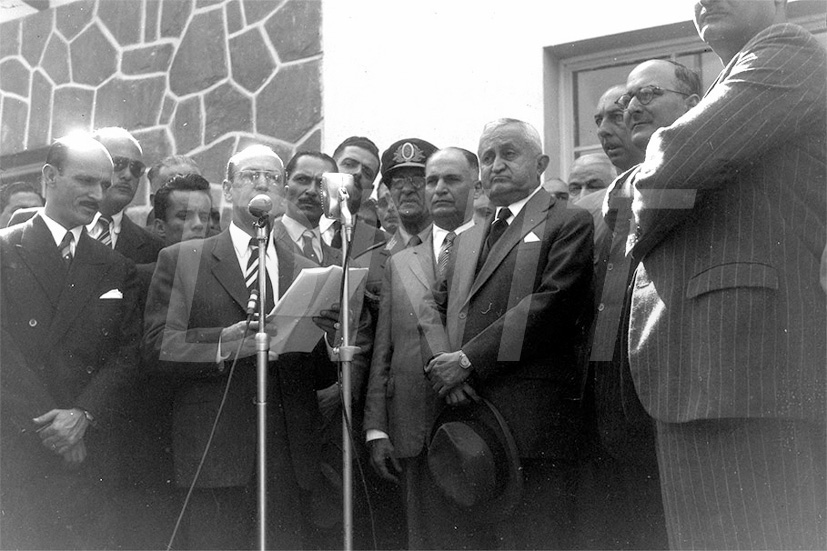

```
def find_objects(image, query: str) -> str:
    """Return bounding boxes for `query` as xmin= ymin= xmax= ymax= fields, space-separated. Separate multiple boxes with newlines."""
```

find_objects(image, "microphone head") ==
xmin=320 ymin=173 xmax=355 ymax=219
xmin=248 ymin=194 xmax=273 ymax=219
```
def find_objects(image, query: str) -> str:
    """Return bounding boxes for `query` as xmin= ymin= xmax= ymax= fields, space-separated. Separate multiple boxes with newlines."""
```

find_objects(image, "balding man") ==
xmin=0 ymin=134 xmax=141 ymax=549
xmin=143 ymin=145 xmax=335 ymax=549
xmin=567 ymin=153 xmax=616 ymax=204
xmin=627 ymin=1 xmax=826 ymax=547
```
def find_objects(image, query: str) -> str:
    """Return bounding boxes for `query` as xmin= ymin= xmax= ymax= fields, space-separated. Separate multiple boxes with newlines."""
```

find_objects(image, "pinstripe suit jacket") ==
xmin=628 ymin=23 xmax=827 ymax=424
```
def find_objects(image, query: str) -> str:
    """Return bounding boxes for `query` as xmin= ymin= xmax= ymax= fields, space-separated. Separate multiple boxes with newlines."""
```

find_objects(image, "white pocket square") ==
xmin=99 ymin=289 xmax=123 ymax=299
xmin=523 ymin=232 xmax=541 ymax=243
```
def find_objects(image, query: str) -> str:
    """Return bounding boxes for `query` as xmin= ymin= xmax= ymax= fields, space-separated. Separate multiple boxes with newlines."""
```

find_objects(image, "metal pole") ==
xmin=339 ymin=228 xmax=354 ymax=551
xmin=255 ymin=220 xmax=269 ymax=551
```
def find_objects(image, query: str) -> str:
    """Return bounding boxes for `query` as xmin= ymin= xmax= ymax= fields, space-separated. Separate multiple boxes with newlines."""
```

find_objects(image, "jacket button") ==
xmin=458 ymin=312 xmax=466 ymax=319
xmin=86 ymin=365 xmax=94 ymax=374
xmin=598 ymin=303 xmax=605 ymax=312
xmin=607 ymin=263 xmax=614 ymax=271
xmin=28 ymin=319 xmax=37 ymax=327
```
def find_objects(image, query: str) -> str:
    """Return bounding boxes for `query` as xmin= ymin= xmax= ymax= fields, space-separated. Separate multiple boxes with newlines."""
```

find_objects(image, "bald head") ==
xmin=595 ymin=84 xmax=644 ymax=172
xmin=567 ymin=154 xmax=616 ymax=203
xmin=93 ymin=127 xmax=144 ymax=216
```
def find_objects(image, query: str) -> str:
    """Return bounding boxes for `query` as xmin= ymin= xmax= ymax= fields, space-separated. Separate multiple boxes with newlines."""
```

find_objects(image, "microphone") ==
xmin=248 ymin=194 xmax=273 ymax=219
xmin=246 ymin=289 xmax=259 ymax=316
xmin=320 ymin=173 xmax=356 ymax=241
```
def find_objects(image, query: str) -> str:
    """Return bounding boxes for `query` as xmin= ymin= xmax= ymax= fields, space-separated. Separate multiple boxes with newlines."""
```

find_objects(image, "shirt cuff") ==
xmin=366 ymin=430 xmax=389 ymax=443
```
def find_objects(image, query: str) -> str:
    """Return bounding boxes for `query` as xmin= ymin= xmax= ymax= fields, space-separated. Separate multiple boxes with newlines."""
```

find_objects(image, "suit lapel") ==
xmin=44 ymin=232 xmax=113 ymax=352
xmin=446 ymin=223 xmax=485 ymax=347
xmin=210 ymin=231 xmax=249 ymax=310
xmin=407 ymin=240 xmax=435 ymax=289
xmin=16 ymin=217 xmax=66 ymax=307
xmin=467 ymin=191 xmax=552 ymax=303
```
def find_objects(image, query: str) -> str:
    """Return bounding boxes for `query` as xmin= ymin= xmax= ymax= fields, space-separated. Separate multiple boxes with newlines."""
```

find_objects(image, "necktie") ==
xmin=59 ymin=232 xmax=74 ymax=268
xmin=477 ymin=208 xmax=512 ymax=273
xmin=437 ymin=231 xmax=456 ymax=282
xmin=302 ymin=231 xmax=320 ymax=264
xmin=245 ymin=238 xmax=275 ymax=312
xmin=407 ymin=235 xmax=422 ymax=248
xmin=330 ymin=220 xmax=343 ymax=250
xmin=96 ymin=215 xmax=113 ymax=248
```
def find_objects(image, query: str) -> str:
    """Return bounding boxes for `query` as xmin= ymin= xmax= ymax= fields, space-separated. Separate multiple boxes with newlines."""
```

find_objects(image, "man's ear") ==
xmin=536 ymin=154 xmax=550 ymax=177
xmin=473 ymin=181 xmax=483 ymax=199
xmin=153 ymin=218 xmax=166 ymax=239
xmin=685 ymin=94 xmax=701 ymax=111
xmin=42 ymin=164 xmax=57 ymax=189
xmin=222 ymin=179 xmax=233 ymax=203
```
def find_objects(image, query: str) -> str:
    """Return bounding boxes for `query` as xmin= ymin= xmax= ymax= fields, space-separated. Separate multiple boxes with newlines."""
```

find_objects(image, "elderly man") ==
xmin=364 ymin=147 xmax=479 ymax=549
xmin=143 ymin=145 xmax=334 ymax=549
xmin=0 ymin=134 xmax=141 ymax=549
xmin=381 ymin=138 xmax=438 ymax=254
xmin=567 ymin=153 xmax=616 ymax=203
xmin=626 ymin=1 xmax=826 ymax=548
xmin=0 ymin=180 xmax=43 ymax=228
xmin=427 ymin=119 xmax=593 ymax=549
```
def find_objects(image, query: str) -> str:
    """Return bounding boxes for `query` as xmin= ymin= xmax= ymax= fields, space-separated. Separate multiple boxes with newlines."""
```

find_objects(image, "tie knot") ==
xmin=248 ymin=237 xmax=259 ymax=250
xmin=495 ymin=208 xmax=511 ymax=223
xmin=303 ymin=230 xmax=315 ymax=240
xmin=408 ymin=235 xmax=422 ymax=247
xmin=444 ymin=231 xmax=456 ymax=245
xmin=99 ymin=214 xmax=112 ymax=224
xmin=59 ymin=231 xmax=74 ymax=247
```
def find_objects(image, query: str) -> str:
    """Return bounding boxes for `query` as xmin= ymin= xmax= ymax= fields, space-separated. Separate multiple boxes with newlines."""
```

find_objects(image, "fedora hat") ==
xmin=427 ymin=398 xmax=522 ymax=522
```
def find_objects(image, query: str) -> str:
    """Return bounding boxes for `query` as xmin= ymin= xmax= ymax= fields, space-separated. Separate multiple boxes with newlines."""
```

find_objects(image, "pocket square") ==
xmin=99 ymin=289 xmax=123 ymax=299
xmin=523 ymin=232 xmax=541 ymax=243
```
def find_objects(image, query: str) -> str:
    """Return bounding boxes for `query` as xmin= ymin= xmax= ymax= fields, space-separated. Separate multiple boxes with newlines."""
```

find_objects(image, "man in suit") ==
xmin=380 ymin=138 xmax=438 ymax=255
xmin=0 ymin=134 xmax=142 ymax=549
xmin=567 ymin=153 xmax=616 ymax=203
xmin=0 ymin=180 xmax=43 ymax=228
xmin=426 ymin=119 xmax=593 ymax=549
xmin=143 ymin=144 xmax=334 ymax=550
xmin=364 ymin=147 xmax=479 ymax=549
xmin=89 ymin=127 xmax=164 ymax=264
xmin=627 ymin=1 xmax=826 ymax=548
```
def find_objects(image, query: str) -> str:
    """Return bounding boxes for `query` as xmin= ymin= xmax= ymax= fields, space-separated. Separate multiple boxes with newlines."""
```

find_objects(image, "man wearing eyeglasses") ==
xmin=626 ymin=1 xmax=827 ymax=548
xmin=88 ymin=127 xmax=164 ymax=264
xmin=381 ymin=138 xmax=438 ymax=255
xmin=143 ymin=144 xmax=336 ymax=549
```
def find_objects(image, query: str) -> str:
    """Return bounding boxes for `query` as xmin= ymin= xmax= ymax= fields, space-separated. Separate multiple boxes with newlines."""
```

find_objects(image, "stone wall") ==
xmin=0 ymin=0 xmax=322 ymax=212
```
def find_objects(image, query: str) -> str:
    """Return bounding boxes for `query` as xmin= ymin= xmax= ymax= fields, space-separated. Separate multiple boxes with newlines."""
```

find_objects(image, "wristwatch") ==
xmin=458 ymin=350 xmax=472 ymax=370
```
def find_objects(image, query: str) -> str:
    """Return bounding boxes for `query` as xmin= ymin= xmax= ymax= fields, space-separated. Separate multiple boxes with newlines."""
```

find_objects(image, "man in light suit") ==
xmin=427 ymin=119 xmax=593 ymax=549
xmin=0 ymin=134 xmax=142 ymax=549
xmin=364 ymin=147 xmax=479 ymax=549
xmin=143 ymin=145 xmax=334 ymax=550
xmin=627 ymin=1 xmax=826 ymax=548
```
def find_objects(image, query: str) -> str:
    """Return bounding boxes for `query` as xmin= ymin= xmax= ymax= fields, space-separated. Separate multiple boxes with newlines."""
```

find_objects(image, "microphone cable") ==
xmin=165 ymin=306 xmax=258 ymax=551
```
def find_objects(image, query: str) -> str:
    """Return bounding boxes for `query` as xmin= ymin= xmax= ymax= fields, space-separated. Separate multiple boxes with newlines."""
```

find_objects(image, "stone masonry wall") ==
xmin=0 ymin=0 xmax=322 ymax=212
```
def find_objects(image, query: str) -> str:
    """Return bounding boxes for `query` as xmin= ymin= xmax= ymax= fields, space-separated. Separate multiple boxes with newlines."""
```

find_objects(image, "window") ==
xmin=543 ymin=3 xmax=827 ymax=181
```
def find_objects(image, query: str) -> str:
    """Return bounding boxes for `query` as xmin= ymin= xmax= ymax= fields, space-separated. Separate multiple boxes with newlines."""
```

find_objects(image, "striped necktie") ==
xmin=59 ymin=231 xmax=74 ymax=268
xmin=437 ymin=231 xmax=455 ymax=282
xmin=245 ymin=238 xmax=275 ymax=312
xmin=96 ymin=215 xmax=113 ymax=248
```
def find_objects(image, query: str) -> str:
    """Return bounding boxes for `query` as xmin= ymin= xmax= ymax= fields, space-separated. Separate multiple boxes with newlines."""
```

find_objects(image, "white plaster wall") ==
xmin=322 ymin=0 xmax=694 ymax=155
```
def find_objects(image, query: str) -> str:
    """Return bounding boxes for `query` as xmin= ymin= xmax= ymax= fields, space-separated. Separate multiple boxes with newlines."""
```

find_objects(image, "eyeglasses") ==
xmin=237 ymin=169 xmax=282 ymax=185
xmin=389 ymin=175 xmax=426 ymax=190
xmin=112 ymin=156 xmax=146 ymax=178
xmin=615 ymin=86 xmax=690 ymax=109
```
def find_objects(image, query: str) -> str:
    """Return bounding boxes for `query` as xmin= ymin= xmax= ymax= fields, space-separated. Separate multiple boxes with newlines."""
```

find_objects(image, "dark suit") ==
xmin=8 ymin=207 xmax=164 ymax=264
xmin=628 ymin=23 xmax=826 ymax=549
xmin=142 ymin=229 xmax=333 ymax=549
xmin=0 ymin=214 xmax=141 ymax=549
xmin=441 ymin=188 xmax=593 ymax=548
xmin=272 ymin=218 xmax=342 ymax=267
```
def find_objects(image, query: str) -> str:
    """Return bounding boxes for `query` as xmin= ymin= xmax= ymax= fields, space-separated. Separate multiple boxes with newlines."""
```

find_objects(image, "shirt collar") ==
xmin=39 ymin=211 xmax=84 ymax=248
xmin=397 ymin=223 xmax=432 ymax=247
xmin=86 ymin=209 xmax=124 ymax=234
xmin=433 ymin=219 xmax=474 ymax=248
xmin=281 ymin=214 xmax=319 ymax=244
xmin=495 ymin=184 xmax=541 ymax=223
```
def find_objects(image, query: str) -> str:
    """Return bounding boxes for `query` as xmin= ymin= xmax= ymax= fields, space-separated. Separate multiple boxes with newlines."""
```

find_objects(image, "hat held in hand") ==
xmin=427 ymin=398 xmax=522 ymax=522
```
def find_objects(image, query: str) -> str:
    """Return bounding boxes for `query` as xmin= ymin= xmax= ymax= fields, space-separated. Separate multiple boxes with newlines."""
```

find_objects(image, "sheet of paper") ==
xmin=268 ymin=265 xmax=368 ymax=354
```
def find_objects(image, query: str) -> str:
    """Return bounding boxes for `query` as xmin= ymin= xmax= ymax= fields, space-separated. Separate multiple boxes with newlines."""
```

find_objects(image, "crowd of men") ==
xmin=1 ymin=1 xmax=825 ymax=549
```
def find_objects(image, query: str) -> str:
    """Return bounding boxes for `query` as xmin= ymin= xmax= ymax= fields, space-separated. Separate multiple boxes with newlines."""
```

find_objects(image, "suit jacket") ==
xmin=142 ymin=230 xmax=332 ymax=489
xmin=363 ymin=237 xmax=449 ymax=458
xmin=628 ymin=23 xmax=827 ymax=424
xmin=0 ymin=215 xmax=141 ymax=478
xmin=8 ymin=206 xmax=164 ymax=264
xmin=384 ymin=225 xmax=433 ymax=257
xmin=442 ymin=189 xmax=593 ymax=459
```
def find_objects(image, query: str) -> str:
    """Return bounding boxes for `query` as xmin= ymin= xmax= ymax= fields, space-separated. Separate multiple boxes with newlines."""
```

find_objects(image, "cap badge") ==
xmin=393 ymin=142 xmax=426 ymax=164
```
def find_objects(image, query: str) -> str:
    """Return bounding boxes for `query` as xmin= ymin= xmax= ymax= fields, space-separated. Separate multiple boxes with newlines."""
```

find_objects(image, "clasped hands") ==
xmin=425 ymin=351 xmax=479 ymax=406
xmin=33 ymin=408 xmax=89 ymax=466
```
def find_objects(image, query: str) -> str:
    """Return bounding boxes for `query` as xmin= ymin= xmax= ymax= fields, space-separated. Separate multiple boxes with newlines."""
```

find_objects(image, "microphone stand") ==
xmin=254 ymin=216 xmax=270 ymax=551
xmin=335 ymin=196 xmax=358 ymax=551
